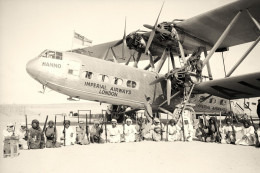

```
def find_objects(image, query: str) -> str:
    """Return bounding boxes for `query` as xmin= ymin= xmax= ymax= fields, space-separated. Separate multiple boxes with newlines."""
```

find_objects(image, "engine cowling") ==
xmin=126 ymin=33 xmax=146 ymax=52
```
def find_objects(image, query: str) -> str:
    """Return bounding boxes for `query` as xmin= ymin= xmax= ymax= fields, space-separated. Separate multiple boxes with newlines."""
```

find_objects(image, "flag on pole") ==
xmin=74 ymin=31 xmax=92 ymax=45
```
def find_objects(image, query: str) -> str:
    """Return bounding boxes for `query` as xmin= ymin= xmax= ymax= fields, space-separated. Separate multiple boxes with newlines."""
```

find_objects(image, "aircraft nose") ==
xmin=26 ymin=58 xmax=39 ymax=78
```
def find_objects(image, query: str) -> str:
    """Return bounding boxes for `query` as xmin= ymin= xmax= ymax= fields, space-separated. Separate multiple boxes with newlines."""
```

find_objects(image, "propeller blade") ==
xmin=145 ymin=31 xmax=155 ymax=54
xmin=149 ymin=53 xmax=155 ymax=69
xmin=167 ymin=55 xmax=171 ymax=105
xmin=167 ymin=79 xmax=171 ymax=105
xmin=144 ymin=2 xmax=165 ymax=54
xmin=143 ymin=24 xmax=154 ymax=30
xmin=133 ymin=52 xmax=142 ymax=68
xmin=150 ymin=75 xmax=166 ymax=85
xmin=125 ymin=55 xmax=131 ymax=65
xmin=113 ymin=39 xmax=123 ymax=47
xmin=122 ymin=17 xmax=127 ymax=59
xmin=154 ymin=1 xmax=165 ymax=29
xmin=156 ymin=28 xmax=171 ymax=35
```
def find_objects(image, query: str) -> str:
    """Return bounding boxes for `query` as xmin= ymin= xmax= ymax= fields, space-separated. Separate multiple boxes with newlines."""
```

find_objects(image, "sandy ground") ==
xmin=1 ymin=105 xmax=260 ymax=173
xmin=0 ymin=140 xmax=259 ymax=173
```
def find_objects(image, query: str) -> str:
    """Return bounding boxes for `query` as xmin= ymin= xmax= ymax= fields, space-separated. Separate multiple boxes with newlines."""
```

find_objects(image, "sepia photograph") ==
xmin=0 ymin=0 xmax=259 ymax=172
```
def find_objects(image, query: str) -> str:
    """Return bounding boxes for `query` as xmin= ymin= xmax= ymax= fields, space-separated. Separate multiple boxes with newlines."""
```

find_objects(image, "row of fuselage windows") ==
xmin=198 ymin=96 xmax=227 ymax=105
xmin=79 ymin=71 xmax=137 ymax=88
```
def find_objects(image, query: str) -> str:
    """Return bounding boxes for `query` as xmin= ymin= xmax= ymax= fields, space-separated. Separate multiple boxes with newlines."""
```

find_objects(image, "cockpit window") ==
xmin=38 ymin=50 xmax=63 ymax=60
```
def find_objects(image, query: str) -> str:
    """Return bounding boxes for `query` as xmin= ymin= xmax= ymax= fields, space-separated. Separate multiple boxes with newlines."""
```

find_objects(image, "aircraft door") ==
xmin=66 ymin=60 xmax=81 ymax=79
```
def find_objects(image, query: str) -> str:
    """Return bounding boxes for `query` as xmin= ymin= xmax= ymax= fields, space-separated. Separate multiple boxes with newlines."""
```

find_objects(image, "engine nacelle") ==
xmin=126 ymin=33 xmax=146 ymax=52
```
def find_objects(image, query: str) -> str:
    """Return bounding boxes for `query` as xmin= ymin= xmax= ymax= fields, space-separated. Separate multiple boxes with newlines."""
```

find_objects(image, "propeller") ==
xmin=113 ymin=17 xmax=127 ymax=60
xmin=167 ymin=55 xmax=171 ymax=105
xmin=150 ymin=65 xmax=187 ymax=85
xmin=144 ymin=2 xmax=165 ymax=55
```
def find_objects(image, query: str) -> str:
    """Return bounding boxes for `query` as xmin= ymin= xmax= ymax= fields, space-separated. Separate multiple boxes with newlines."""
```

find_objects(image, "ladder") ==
xmin=177 ymin=84 xmax=195 ymax=141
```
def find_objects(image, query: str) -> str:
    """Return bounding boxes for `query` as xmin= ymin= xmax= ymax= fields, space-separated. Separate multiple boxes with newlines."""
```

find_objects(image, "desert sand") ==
xmin=1 ymin=104 xmax=259 ymax=173
xmin=0 ymin=140 xmax=259 ymax=173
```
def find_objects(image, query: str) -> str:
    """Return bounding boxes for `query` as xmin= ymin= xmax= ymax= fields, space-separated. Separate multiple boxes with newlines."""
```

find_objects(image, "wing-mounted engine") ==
xmin=126 ymin=32 xmax=146 ymax=53
xmin=156 ymin=22 xmax=174 ymax=41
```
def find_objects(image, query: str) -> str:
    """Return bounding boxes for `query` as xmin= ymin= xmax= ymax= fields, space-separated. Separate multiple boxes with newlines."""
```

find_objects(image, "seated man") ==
xmin=90 ymin=120 xmax=105 ymax=143
xmin=60 ymin=120 xmax=75 ymax=146
xmin=220 ymin=118 xmax=237 ymax=144
xmin=235 ymin=120 xmax=255 ymax=146
xmin=195 ymin=118 xmax=208 ymax=142
xmin=17 ymin=123 xmax=28 ymax=149
xmin=150 ymin=118 xmax=164 ymax=142
xmin=165 ymin=119 xmax=181 ymax=142
xmin=180 ymin=116 xmax=193 ymax=142
xmin=28 ymin=119 xmax=45 ymax=149
xmin=45 ymin=120 xmax=61 ymax=148
xmin=135 ymin=118 xmax=145 ymax=142
xmin=76 ymin=121 xmax=90 ymax=145
xmin=205 ymin=117 xmax=218 ymax=142
xmin=108 ymin=119 xmax=121 ymax=143
xmin=3 ymin=123 xmax=19 ymax=157
xmin=124 ymin=118 xmax=136 ymax=142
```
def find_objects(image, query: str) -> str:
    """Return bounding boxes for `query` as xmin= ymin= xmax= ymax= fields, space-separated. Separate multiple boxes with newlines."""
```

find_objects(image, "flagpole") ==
xmin=71 ymin=30 xmax=75 ymax=52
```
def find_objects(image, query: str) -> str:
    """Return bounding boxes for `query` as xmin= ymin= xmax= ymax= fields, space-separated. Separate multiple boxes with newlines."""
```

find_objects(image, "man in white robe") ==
xmin=108 ymin=119 xmax=121 ymax=143
xmin=236 ymin=120 xmax=255 ymax=146
xmin=60 ymin=120 xmax=75 ymax=146
xmin=124 ymin=118 xmax=136 ymax=142
xmin=165 ymin=119 xmax=181 ymax=142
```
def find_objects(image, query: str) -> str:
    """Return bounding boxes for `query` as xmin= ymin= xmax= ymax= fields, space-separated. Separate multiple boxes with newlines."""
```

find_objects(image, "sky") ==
xmin=0 ymin=0 xmax=259 ymax=104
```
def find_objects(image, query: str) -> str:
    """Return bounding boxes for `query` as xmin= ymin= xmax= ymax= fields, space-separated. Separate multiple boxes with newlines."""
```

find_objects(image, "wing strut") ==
xmin=226 ymin=10 xmax=260 ymax=77
xmin=202 ymin=11 xmax=241 ymax=68
xmin=202 ymin=47 xmax=213 ymax=80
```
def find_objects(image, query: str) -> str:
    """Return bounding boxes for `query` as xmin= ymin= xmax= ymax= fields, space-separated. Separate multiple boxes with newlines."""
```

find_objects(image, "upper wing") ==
xmin=176 ymin=0 xmax=260 ymax=49
xmin=194 ymin=72 xmax=260 ymax=100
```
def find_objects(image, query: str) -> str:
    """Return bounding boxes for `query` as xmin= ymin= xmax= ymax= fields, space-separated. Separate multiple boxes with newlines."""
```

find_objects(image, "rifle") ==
xmin=12 ymin=123 xmax=16 ymax=136
xmin=214 ymin=114 xmax=222 ymax=143
xmin=63 ymin=116 xmax=66 ymax=146
xmin=86 ymin=114 xmax=89 ymax=141
xmin=104 ymin=115 xmax=107 ymax=143
xmin=25 ymin=114 xmax=30 ymax=149
xmin=122 ymin=115 xmax=126 ymax=142
xmin=166 ymin=114 xmax=169 ymax=141
xmin=230 ymin=115 xmax=236 ymax=144
xmin=250 ymin=116 xmax=260 ymax=147
xmin=40 ymin=115 xmax=48 ymax=148
xmin=54 ymin=115 xmax=57 ymax=145
xmin=160 ymin=114 xmax=163 ymax=141
xmin=98 ymin=120 xmax=104 ymax=143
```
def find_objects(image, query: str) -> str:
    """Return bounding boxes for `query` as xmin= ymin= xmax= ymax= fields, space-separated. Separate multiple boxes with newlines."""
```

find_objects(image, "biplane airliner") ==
xmin=26 ymin=0 xmax=260 ymax=122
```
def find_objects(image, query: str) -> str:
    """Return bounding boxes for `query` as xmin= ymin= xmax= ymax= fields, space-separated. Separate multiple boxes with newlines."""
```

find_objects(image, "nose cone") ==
xmin=26 ymin=58 xmax=39 ymax=78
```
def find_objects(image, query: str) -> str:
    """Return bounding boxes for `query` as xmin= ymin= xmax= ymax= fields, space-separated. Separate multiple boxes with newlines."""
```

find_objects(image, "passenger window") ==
xmin=209 ymin=98 xmax=216 ymax=104
xmin=98 ymin=74 xmax=109 ymax=82
xmin=127 ymin=81 xmax=132 ymax=87
xmin=132 ymin=81 xmax=136 ymax=88
xmin=126 ymin=80 xmax=137 ymax=88
xmin=84 ymin=71 xmax=93 ymax=79
xmin=220 ymin=100 xmax=226 ymax=105
xmin=114 ymin=77 xmax=123 ymax=85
